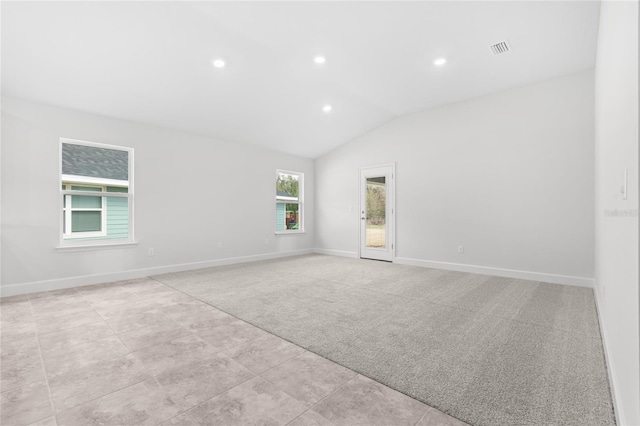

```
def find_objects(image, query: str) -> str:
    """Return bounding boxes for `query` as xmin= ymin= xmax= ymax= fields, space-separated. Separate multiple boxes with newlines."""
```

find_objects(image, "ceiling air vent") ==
xmin=489 ymin=41 xmax=511 ymax=55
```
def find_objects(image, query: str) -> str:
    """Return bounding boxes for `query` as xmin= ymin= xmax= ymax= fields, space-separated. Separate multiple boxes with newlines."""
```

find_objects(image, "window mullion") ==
xmin=62 ymin=190 xmax=129 ymax=198
xmin=101 ymin=193 xmax=107 ymax=235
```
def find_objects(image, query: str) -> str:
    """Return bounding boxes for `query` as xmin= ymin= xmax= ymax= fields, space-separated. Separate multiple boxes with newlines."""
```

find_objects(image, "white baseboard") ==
xmin=313 ymin=248 xmax=358 ymax=259
xmin=1 ymin=249 xmax=594 ymax=295
xmin=394 ymin=257 xmax=594 ymax=288
xmin=0 ymin=249 xmax=314 ymax=297
xmin=593 ymin=284 xmax=623 ymax=426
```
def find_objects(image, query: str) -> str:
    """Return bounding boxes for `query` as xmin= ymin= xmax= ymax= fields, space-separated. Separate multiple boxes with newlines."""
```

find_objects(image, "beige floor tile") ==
xmin=187 ymin=376 xmax=306 ymax=425
xmin=165 ymin=305 xmax=237 ymax=332
xmin=48 ymin=354 xmax=150 ymax=412
xmin=0 ymin=339 xmax=43 ymax=395
xmin=155 ymin=299 xmax=211 ymax=317
xmin=82 ymin=289 xmax=144 ymax=309
xmin=0 ymin=301 xmax=33 ymax=322
xmin=76 ymin=281 xmax=123 ymax=291
xmin=312 ymin=375 xmax=428 ymax=426
xmin=1 ymin=352 xmax=45 ymax=392
xmin=0 ymin=294 xmax=31 ymax=303
xmin=155 ymin=353 xmax=255 ymax=410
xmin=56 ymin=379 xmax=181 ymax=426
xmin=0 ymin=320 xmax=37 ymax=342
xmin=131 ymin=334 xmax=218 ymax=376
xmin=30 ymin=294 xmax=93 ymax=319
xmin=42 ymin=335 xmax=130 ymax=378
xmin=35 ymin=309 xmax=105 ymax=334
xmin=134 ymin=288 xmax=184 ymax=300
xmin=118 ymin=322 xmax=190 ymax=351
xmin=416 ymin=408 xmax=469 ymax=426
xmin=197 ymin=319 xmax=271 ymax=352
xmin=288 ymin=410 xmax=335 ymax=426
xmin=159 ymin=412 xmax=198 ymax=425
xmin=1 ymin=334 xmax=40 ymax=359
xmin=92 ymin=299 xmax=161 ymax=319
xmin=25 ymin=416 xmax=57 ymax=426
xmin=224 ymin=335 xmax=306 ymax=374
xmin=0 ymin=381 xmax=53 ymax=426
xmin=75 ymin=282 xmax=129 ymax=296
xmin=29 ymin=288 xmax=78 ymax=299
xmin=150 ymin=291 xmax=204 ymax=308
xmin=104 ymin=310 xmax=175 ymax=333
xmin=262 ymin=351 xmax=357 ymax=406
xmin=120 ymin=279 xmax=173 ymax=296
xmin=38 ymin=322 xmax=114 ymax=353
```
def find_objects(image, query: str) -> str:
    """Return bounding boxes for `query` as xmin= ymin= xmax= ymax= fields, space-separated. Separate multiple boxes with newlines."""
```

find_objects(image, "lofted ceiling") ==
xmin=1 ymin=1 xmax=600 ymax=158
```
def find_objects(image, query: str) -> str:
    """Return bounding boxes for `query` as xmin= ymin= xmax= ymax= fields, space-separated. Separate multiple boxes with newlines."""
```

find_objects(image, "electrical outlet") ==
xmin=457 ymin=245 xmax=464 ymax=254
xmin=218 ymin=242 xmax=223 ymax=249
xmin=148 ymin=248 xmax=155 ymax=256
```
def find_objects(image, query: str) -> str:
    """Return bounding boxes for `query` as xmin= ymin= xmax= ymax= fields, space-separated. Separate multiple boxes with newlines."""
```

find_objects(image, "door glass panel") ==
xmin=365 ymin=176 xmax=386 ymax=248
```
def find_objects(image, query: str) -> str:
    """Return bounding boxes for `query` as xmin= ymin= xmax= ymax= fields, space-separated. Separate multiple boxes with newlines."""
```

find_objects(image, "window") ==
xmin=276 ymin=170 xmax=303 ymax=233
xmin=60 ymin=139 xmax=133 ymax=245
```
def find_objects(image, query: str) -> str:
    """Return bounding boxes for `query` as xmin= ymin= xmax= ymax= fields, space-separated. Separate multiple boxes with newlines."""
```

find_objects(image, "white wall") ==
xmin=1 ymin=97 xmax=314 ymax=295
xmin=594 ymin=1 xmax=639 ymax=424
xmin=316 ymin=70 xmax=595 ymax=285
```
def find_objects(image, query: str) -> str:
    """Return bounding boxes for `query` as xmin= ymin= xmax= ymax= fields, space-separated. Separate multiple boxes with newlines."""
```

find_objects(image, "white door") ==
xmin=360 ymin=164 xmax=395 ymax=262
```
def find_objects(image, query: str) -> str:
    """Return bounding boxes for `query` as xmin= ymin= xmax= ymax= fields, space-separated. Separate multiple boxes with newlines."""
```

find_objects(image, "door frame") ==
xmin=359 ymin=162 xmax=396 ymax=262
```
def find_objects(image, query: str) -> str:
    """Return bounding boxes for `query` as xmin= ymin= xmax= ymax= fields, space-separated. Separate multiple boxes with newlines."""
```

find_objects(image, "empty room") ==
xmin=1 ymin=1 xmax=638 ymax=425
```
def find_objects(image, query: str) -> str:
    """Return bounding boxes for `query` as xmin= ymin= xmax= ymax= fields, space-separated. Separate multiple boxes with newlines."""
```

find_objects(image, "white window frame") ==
xmin=62 ymin=184 xmax=107 ymax=239
xmin=59 ymin=138 xmax=134 ymax=248
xmin=275 ymin=169 xmax=304 ymax=235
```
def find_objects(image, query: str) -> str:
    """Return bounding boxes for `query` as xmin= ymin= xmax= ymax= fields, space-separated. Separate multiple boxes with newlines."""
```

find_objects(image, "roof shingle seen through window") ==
xmin=62 ymin=143 xmax=128 ymax=181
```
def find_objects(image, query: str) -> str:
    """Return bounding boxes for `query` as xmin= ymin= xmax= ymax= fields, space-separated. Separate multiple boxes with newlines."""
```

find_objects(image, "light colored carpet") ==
xmin=153 ymin=254 xmax=615 ymax=426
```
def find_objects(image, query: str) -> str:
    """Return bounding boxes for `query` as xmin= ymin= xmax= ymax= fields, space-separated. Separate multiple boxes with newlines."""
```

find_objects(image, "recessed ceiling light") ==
xmin=212 ymin=59 xmax=226 ymax=68
xmin=322 ymin=105 xmax=332 ymax=113
xmin=314 ymin=56 xmax=326 ymax=64
xmin=434 ymin=58 xmax=447 ymax=66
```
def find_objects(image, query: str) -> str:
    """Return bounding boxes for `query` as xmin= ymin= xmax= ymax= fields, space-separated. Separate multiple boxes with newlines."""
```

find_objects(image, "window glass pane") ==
xmin=62 ymin=143 xmax=128 ymax=181
xmin=70 ymin=185 xmax=101 ymax=191
xmin=276 ymin=172 xmax=299 ymax=201
xmin=106 ymin=186 xmax=128 ymax=193
xmin=71 ymin=195 xmax=101 ymax=209
xmin=69 ymin=186 xmax=102 ymax=208
xmin=71 ymin=211 xmax=101 ymax=232
xmin=285 ymin=204 xmax=300 ymax=230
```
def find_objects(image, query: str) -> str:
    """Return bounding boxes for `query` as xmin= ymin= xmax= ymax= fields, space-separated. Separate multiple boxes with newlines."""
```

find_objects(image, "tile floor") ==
xmin=0 ymin=278 xmax=466 ymax=426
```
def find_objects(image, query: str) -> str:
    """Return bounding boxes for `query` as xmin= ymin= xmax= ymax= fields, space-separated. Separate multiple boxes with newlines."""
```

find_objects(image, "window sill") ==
xmin=274 ymin=231 xmax=306 ymax=236
xmin=55 ymin=241 xmax=139 ymax=252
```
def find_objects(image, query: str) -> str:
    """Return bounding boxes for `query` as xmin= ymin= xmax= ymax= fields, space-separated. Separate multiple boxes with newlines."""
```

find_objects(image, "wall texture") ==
xmin=1 ymin=97 xmax=314 ymax=294
xmin=316 ymin=70 xmax=595 ymax=285
xmin=594 ymin=1 xmax=639 ymax=424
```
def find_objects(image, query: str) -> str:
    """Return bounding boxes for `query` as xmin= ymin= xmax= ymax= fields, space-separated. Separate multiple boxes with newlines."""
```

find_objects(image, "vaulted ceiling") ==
xmin=1 ymin=1 xmax=600 ymax=158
